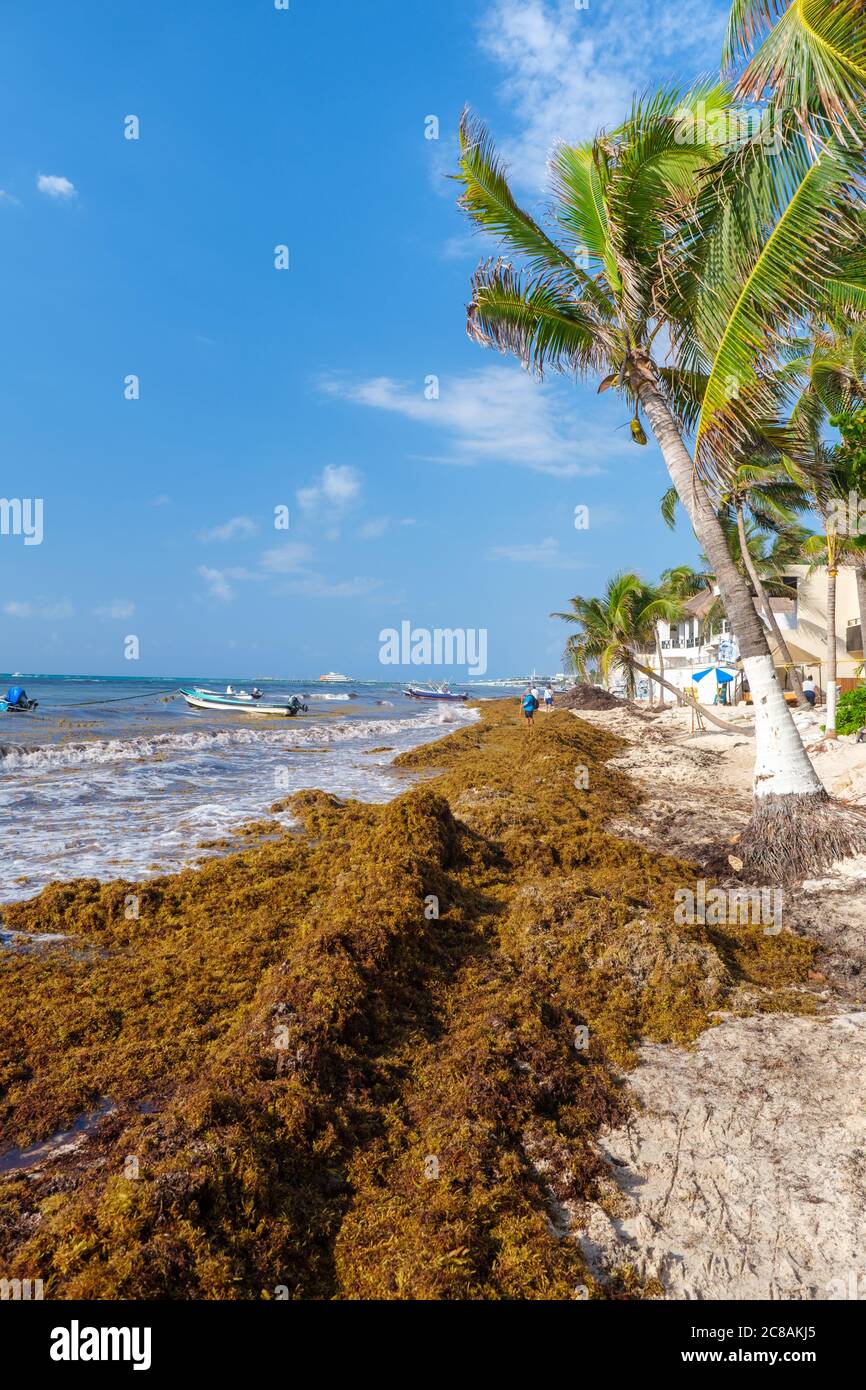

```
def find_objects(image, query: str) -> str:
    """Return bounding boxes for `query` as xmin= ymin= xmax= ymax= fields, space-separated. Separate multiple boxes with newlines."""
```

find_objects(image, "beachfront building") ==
xmin=636 ymin=588 xmax=741 ymax=704
xmin=764 ymin=563 xmax=865 ymax=696
xmin=636 ymin=565 xmax=866 ymax=705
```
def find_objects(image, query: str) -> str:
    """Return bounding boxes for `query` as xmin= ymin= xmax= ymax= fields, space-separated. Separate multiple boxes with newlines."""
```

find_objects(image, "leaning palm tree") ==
xmin=552 ymin=572 xmax=738 ymax=731
xmin=455 ymin=88 xmax=866 ymax=877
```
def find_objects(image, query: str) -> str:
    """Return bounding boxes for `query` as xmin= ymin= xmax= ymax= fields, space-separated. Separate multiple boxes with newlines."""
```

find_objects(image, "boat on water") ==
xmin=318 ymin=672 xmax=352 ymax=683
xmin=179 ymin=687 xmax=307 ymax=717
xmin=403 ymin=683 xmax=468 ymax=702
xmin=1 ymin=685 xmax=38 ymax=714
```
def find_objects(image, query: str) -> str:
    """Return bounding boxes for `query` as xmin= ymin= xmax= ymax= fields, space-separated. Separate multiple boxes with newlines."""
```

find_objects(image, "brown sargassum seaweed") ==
xmin=0 ymin=702 xmax=815 ymax=1298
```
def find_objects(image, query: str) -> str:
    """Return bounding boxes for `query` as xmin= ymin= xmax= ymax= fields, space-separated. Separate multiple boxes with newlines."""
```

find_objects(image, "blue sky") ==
xmin=0 ymin=0 xmax=729 ymax=678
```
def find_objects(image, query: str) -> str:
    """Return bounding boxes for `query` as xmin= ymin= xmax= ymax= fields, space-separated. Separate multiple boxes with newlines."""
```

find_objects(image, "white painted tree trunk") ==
xmin=633 ymin=371 xmax=826 ymax=803
xmin=826 ymin=677 xmax=838 ymax=737
xmin=741 ymin=654 xmax=820 ymax=797
xmin=825 ymin=566 xmax=838 ymax=739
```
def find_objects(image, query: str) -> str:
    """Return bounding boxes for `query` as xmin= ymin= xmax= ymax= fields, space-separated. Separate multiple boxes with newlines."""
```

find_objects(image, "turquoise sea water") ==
xmin=0 ymin=674 xmax=519 ymax=904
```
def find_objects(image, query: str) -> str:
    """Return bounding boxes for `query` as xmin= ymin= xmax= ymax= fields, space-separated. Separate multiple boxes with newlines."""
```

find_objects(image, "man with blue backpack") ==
xmin=520 ymin=685 xmax=538 ymax=732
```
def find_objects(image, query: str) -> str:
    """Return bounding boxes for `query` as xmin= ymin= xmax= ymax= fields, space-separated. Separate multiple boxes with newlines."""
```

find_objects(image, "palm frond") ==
xmin=467 ymin=258 xmax=611 ymax=377
xmin=660 ymin=484 xmax=680 ymax=529
xmin=733 ymin=0 xmax=866 ymax=136
xmin=456 ymin=110 xmax=579 ymax=280
xmin=689 ymin=127 xmax=865 ymax=480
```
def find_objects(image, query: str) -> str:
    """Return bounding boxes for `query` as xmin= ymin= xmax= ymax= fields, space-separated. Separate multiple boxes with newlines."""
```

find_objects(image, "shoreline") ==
xmin=0 ymin=698 xmax=848 ymax=1299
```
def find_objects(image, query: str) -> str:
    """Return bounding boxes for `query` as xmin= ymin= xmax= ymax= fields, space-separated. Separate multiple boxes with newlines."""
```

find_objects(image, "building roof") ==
xmin=683 ymin=588 xmax=715 ymax=620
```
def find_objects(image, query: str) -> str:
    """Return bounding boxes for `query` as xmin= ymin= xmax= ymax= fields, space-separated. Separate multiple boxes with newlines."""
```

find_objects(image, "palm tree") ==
xmin=662 ymin=458 xmax=812 ymax=704
xmin=833 ymin=407 xmax=866 ymax=655
xmin=655 ymin=564 xmax=713 ymax=707
xmin=552 ymin=572 xmax=738 ymax=732
xmin=795 ymin=441 xmax=866 ymax=738
xmin=788 ymin=322 xmax=866 ymax=735
xmin=455 ymin=90 xmax=866 ymax=877
xmin=797 ymin=321 xmax=866 ymax=651
xmin=724 ymin=2 xmax=866 ymax=138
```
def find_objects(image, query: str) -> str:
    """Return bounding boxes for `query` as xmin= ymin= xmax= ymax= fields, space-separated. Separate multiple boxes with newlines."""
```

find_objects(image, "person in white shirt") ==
xmin=544 ymin=685 xmax=554 ymax=711
xmin=802 ymin=675 xmax=817 ymax=707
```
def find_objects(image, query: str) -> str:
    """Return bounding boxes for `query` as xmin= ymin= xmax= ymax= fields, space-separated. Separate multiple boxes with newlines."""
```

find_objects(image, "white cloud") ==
xmin=150 ymin=494 xmax=171 ymax=507
xmin=260 ymin=542 xmax=314 ymax=573
xmin=359 ymin=518 xmax=390 ymax=540
xmin=488 ymin=536 xmax=590 ymax=569
xmin=0 ymin=190 xmax=20 ymax=206
xmin=324 ymin=366 xmax=606 ymax=477
xmin=440 ymin=232 xmax=497 ymax=262
xmin=37 ymin=173 xmax=76 ymax=199
xmin=297 ymin=464 xmax=362 ymax=516
xmin=478 ymin=0 xmax=726 ymax=188
xmin=3 ymin=599 xmax=74 ymax=620
xmin=197 ymin=566 xmax=234 ymax=602
xmin=94 ymin=599 xmax=136 ymax=620
xmin=199 ymin=515 xmax=258 ymax=543
xmin=283 ymin=574 xmax=382 ymax=599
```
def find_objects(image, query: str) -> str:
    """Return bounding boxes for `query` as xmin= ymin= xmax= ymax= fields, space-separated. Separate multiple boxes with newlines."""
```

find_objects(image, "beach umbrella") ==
xmin=692 ymin=666 xmax=735 ymax=684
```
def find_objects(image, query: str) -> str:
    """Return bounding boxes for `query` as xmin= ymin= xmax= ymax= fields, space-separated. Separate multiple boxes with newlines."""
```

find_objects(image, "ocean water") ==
xmin=0 ymin=675 xmax=515 ymax=905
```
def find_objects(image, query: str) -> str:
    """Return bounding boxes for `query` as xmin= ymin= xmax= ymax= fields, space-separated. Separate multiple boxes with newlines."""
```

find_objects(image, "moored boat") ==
xmin=180 ymin=687 xmax=307 ymax=716
xmin=403 ymin=683 xmax=468 ymax=702
xmin=1 ymin=686 xmax=38 ymax=713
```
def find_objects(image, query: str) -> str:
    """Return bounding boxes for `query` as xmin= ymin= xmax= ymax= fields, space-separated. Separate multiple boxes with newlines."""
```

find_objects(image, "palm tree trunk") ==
xmin=826 ymin=564 xmax=838 ymax=739
xmin=654 ymin=625 xmax=666 ymax=708
xmin=632 ymin=660 xmax=741 ymax=732
xmin=856 ymin=560 xmax=866 ymax=659
xmin=734 ymin=502 xmax=807 ymax=708
xmin=632 ymin=359 xmax=864 ymax=880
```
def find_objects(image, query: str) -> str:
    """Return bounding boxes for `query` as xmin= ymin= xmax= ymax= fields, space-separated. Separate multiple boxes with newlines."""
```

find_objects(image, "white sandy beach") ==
xmin=568 ymin=700 xmax=866 ymax=1300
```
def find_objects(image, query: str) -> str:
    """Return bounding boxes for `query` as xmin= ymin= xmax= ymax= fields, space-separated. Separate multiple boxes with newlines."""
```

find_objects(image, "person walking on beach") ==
xmin=521 ymin=685 xmax=538 ymax=731
xmin=802 ymin=675 xmax=817 ymax=708
xmin=543 ymin=684 xmax=554 ymax=712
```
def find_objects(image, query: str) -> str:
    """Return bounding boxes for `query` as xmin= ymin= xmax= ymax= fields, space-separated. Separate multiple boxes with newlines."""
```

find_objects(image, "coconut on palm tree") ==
xmin=454 ymin=87 xmax=866 ymax=877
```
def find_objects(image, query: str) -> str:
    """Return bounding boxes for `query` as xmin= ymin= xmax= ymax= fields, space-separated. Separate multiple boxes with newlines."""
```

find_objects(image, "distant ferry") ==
xmin=318 ymin=672 xmax=352 ymax=683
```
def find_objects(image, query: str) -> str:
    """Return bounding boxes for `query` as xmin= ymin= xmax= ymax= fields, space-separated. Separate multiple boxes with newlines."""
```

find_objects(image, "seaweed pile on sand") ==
xmin=555 ymin=683 xmax=629 ymax=712
xmin=0 ymin=700 xmax=815 ymax=1299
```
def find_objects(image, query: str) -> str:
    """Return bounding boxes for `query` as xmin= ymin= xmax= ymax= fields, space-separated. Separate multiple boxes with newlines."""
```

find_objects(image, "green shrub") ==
xmin=836 ymin=685 xmax=866 ymax=735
